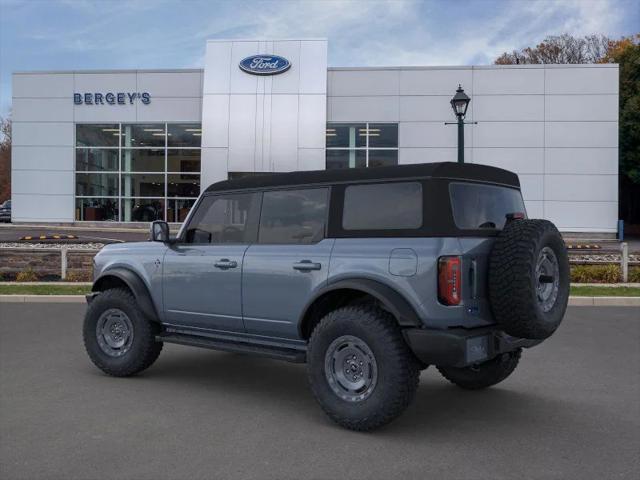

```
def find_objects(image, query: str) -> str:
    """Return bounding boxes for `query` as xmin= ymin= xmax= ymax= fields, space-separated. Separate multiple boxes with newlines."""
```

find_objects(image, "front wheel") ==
xmin=83 ymin=288 xmax=163 ymax=377
xmin=307 ymin=305 xmax=420 ymax=431
xmin=437 ymin=349 xmax=522 ymax=390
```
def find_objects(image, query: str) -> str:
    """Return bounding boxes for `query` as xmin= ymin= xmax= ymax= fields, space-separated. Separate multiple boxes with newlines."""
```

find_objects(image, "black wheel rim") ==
xmin=96 ymin=308 xmax=134 ymax=357
xmin=324 ymin=335 xmax=378 ymax=402
xmin=536 ymin=246 xmax=560 ymax=313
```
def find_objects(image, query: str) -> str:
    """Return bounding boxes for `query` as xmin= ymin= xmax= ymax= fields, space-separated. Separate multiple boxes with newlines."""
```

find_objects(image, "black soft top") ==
xmin=204 ymin=162 xmax=519 ymax=194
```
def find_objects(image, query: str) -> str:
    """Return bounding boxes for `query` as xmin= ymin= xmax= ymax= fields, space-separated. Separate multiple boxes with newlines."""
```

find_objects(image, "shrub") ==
xmin=65 ymin=270 xmax=92 ymax=282
xmin=570 ymin=264 xmax=621 ymax=283
xmin=15 ymin=268 xmax=39 ymax=282
xmin=629 ymin=266 xmax=640 ymax=283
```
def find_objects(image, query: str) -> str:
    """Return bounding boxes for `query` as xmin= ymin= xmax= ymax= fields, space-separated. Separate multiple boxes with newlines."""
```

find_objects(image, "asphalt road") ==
xmin=0 ymin=225 xmax=147 ymax=243
xmin=1 ymin=305 xmax=638 ymax=480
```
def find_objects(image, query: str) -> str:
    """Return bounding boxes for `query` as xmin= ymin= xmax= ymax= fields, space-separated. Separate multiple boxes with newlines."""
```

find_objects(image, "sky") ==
xmin=0 ymin=0 xmax=638 ymax=116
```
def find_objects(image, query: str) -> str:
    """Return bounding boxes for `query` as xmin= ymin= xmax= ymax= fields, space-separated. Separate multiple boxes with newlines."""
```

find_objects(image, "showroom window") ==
xmin=75 ymin=123 xmax=201 ymax=222
xmin=325 ymin=123 xmax=398 ymax=170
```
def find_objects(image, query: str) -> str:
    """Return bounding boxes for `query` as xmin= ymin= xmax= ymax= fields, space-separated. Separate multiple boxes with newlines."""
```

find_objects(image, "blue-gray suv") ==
xmin=84 ymin=163 xmax=569 ymax=431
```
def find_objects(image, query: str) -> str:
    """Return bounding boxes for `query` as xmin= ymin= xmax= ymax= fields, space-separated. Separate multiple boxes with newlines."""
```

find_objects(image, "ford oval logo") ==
xmin=239 ymin=55 xmax=291 ymax=75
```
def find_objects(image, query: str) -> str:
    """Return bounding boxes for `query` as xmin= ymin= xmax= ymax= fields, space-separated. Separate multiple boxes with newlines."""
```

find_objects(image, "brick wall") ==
xmin=0 ymin=249 xmax=98 ymax=281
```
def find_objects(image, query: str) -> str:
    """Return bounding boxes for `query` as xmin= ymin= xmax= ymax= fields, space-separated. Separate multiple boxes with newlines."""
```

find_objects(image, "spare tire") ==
xmin=488 ymin=219 xmax=569 ymax=340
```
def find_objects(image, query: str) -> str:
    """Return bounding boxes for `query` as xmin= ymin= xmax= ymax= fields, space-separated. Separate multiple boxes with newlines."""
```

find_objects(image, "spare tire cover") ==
xmin=488 ymin=219 xmax=569 ymax=340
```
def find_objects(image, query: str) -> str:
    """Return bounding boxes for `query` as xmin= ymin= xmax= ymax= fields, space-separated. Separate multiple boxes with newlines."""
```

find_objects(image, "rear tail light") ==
xmin=438 ymin=256 xmax=461 ymax=306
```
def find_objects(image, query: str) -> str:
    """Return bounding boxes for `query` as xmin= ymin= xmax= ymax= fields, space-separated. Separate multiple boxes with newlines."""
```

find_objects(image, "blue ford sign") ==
xmin=239 ymin=55 xmax=291 ymax=75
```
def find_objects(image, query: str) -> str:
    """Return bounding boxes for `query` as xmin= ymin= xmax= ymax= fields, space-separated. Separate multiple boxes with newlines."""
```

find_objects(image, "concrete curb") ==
xmin=1 ymin=295 xmax=639 ymax=306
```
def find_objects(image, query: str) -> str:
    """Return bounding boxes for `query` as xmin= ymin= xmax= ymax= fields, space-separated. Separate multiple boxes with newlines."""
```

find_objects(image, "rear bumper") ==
xmin=403 ymin=326 xmax=541 ymax=368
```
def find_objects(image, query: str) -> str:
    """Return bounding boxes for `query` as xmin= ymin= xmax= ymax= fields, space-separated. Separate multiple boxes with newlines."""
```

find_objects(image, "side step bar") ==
xmin=156 ymin=332 xmax=307 ymax=363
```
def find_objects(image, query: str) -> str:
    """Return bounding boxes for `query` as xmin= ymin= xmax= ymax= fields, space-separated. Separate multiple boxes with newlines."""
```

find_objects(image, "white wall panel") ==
xmin=11 ymin=194 xmax=74 ymax=222
xmin=329 ymin=96 xmax=398 ymax=122
xmin=518 ymin=174 xmax=544 ymax=201
xmin=200 ymin=148 xmax=228 ymax=187
xmin=399 ymin=147 xmax=472 ymax=164
xmin=137 ymin=72 xmax=202 ymax=97
xmin=475 ymin=122 xmax=544 ymax=148
xmin=472 ymin=148 xmax=544 ymax=174
xmin=74 ymin=103 xmax=136 ymax=122
xmin=201 ymin=95 xmax=229 ymax=148
xmin=228 ymin=95 xmax=257 ymax=171
xmin=545 ymin=122 xmax=617 ymax=148
xmin=298 ymin=95 xmax=326 ymax=148
xmin=270 ymin=95 xmax=299 ymax=171
xmin=524 ymin=200 xmax=544 ymax=219
xmin=12 ymin=170 xmax=73 ymax=195
xmin=298 ymin=148 xmax=325 ymax=171
xmin=229 ymin=41 xmax=260 ymax=94
xmin=545 ymin=175 xmax=617 ymax=202
xmin=473 ymin=95 xmax=544 ymax=122
xmin=545 ymin=148 xmax=618 ymax=175
xmin=545 ymin=66 xmax=618 ymax=95
xmin=12 ymin=122 xmax=73 ymax=147
xmin=203 ymin=42 xmax=232 ymax=94
xmin=545 ymin=94 xmax=618 ymax=121
xmin=399 ymin=69 xmax=472 ymax=95
xmin=74 ymin=73 xmax=136 ymax=92
xmin=13 ymin=98 xmax=73 ymax=122
xmin=12 ymin=146 xmax=74 ymax=171
xmin=136 ymin=97 xmax=201 ymax=122
xmin=400 ymin=122 xmax=471 ymax=148
xmin=545 ymin=201 xmax=617 ymax=231
xmin=13 ymin=73 xmax=74 ymax=98
xmin=271 ymin=41 xmax=301 ymax=94
xmin=329 ymin=70 xmax=399 ymax=96
xmin=473 ymin=67 xmax=544 ymax=95
xmin=399 ymin=96 xmax=464 ymax=122
xmin=299 ymin=41 xmax=327 ymax=94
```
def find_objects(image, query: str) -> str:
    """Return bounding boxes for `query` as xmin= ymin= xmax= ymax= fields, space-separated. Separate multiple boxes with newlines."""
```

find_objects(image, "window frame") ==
xmin=74 ymin=122 xmax=202 ymax=222
xmin=325 ymin=122 xmax=399 ymax=170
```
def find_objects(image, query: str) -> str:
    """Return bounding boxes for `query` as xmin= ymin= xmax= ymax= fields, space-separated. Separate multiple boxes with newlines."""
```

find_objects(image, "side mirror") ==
xmin=150 ymin=220 xmax=170 ymax=242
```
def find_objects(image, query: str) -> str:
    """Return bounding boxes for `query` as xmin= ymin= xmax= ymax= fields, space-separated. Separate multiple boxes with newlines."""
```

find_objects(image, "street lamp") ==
xmin=446 ymin=84 xmax=474 ymax=164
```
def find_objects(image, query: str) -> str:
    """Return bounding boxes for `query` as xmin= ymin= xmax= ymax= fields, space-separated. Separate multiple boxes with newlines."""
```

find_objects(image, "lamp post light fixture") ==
xmin=446 ymin=84 xmax=475 ymax=164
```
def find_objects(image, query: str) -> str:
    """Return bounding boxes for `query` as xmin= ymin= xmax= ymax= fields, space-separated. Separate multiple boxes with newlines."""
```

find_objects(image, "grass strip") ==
xmin=0 ymin=284 xmax=92 ymax=295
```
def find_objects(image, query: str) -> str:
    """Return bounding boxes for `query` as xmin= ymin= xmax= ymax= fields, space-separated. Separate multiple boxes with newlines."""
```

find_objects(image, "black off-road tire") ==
xmin=83 ymin=288 xmax=163 ymax=377
xmin=437 ymin=349 xmax=522 ymax=390
xmin=489 ymin=219 xmax=569 ymax=340
xmin=307 ymin=305 xmax=420 ymax=431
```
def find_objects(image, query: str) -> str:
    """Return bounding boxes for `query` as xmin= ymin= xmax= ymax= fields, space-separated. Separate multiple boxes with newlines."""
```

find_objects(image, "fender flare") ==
xmin=299 ymin=278 xmax=423 ymax=331
xmin=92 ymin=267 xmax=159 ymax=322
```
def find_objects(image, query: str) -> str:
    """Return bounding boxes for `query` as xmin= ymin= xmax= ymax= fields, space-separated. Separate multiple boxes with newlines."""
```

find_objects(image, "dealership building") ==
xmin=11 ymin=39 xmax=619 ymax=233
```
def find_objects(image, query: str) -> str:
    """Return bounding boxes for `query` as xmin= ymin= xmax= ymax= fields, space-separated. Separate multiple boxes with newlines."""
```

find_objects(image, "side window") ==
xmin=184 ymin=193 xmax=259 ymax=244
xmin=343 ymin=182 xmax=422 ymax=230
xmin=259 ymin=188 xmax=329 ymax=244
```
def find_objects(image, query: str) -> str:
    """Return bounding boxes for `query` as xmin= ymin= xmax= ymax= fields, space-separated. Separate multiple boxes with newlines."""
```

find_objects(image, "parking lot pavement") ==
xmin=1 ymin=305 xmax=638 ymax=480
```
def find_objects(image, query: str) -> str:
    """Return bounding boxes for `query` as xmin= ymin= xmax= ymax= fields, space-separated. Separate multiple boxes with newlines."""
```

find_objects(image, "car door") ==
xmin=242 ymin=187 xmax=333 ymax=340
xmin=162 ymin=192 xmax=260 ymax=333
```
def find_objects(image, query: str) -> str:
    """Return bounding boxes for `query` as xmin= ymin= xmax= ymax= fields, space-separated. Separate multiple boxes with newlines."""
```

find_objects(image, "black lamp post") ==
xmin=447 ymin=84 xmax=472 ymax=164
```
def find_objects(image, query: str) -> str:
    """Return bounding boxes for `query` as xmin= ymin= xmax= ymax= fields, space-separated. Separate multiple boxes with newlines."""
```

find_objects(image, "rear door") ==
xmin=242 ymin=187 xmax=333 ymax=340
xmin=163 ymin=192 xmax=260 ymax=332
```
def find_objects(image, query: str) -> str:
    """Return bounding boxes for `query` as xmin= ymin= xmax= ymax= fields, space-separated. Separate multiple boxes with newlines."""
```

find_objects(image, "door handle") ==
xmin=214 ymin=259 xmax=238 ymax=269
xmin=293 ymin=260 xmax=321 ymax=271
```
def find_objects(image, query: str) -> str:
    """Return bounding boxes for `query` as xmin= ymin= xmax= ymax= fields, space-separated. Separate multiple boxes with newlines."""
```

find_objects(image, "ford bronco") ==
xmin=84 ymin=162 xmax=569 ymax=431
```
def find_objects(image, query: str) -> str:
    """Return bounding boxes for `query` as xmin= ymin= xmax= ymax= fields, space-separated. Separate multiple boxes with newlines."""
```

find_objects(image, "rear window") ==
xmin=449 ymin=182 xmax=526 ymax=230
xmin=343 ymin=182 xmax=422 ymax=230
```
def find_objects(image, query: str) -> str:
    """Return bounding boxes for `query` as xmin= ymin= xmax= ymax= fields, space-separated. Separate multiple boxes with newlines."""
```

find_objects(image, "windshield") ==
xmin=449 ymin=182 xmax=526 ymax=230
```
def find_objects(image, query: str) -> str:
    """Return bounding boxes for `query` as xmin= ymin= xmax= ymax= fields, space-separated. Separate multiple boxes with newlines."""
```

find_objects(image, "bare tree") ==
xmin=0 ymin=116 xmax=11 ymax=202
xmin=495 ymin=34 xmax=610 ymax=64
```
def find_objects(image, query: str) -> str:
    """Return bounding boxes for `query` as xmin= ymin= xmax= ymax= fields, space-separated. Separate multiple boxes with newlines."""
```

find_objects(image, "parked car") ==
xmin=0 ymin=200 xmax=10 ymax=222
xmin=83 ymin=163 xmax=570 ymax=431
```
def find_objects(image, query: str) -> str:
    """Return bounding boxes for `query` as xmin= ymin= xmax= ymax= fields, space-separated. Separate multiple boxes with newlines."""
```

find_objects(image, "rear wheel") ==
xmin=83 ymin=288 xmax=162 ymax=377
xmin=437 ymin=349 xmax=521 ymax=390
xmin=307 ymin=305 xmax=420 ymax=431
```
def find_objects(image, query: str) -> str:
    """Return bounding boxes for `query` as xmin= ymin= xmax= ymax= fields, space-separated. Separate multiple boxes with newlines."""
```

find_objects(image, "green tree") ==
xmin=495 ymin=34 xmax=640 ymax=226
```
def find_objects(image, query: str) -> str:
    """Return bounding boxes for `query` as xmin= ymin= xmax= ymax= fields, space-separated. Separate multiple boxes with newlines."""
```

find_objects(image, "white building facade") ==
xmin=11 ymin=39 xmax=619 ymax=233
